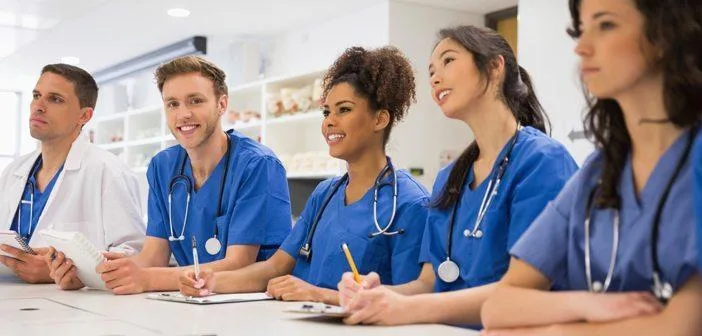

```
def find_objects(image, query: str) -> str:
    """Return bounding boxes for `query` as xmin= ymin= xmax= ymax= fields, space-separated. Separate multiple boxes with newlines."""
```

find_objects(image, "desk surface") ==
xmin=0 ymin=270 xmax=477 ymax=336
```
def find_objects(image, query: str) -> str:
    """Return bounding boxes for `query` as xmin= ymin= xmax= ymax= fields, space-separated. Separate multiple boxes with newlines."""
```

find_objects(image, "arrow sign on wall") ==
xmin=568 ymin=129 xmax=586 ymax=142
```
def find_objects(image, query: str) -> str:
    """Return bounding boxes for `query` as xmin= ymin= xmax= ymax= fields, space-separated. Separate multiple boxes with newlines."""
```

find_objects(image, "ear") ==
xmin=218 ymin=94 xmax=229 ymax=116
xmin=78 ymin=107 xmax=94 ymax=126
xmin=374 ymin=109 xmax=391 ymax=132
xmin=489 ymin=55 xmax=506 ymax=81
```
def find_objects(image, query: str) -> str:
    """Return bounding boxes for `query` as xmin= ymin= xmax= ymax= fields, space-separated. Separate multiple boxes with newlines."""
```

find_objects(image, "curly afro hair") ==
xmin=322 ymin=46 xmax=416 ymax=144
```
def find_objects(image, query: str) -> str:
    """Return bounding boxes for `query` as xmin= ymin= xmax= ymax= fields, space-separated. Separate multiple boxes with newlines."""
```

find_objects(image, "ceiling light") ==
xmin=60 ymin=56 xmax=80 ymax=65
xmin=167 ymin=8 xmax=190 ymax=18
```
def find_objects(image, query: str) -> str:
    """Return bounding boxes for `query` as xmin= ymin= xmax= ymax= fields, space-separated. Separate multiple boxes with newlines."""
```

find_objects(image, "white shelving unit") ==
xmin=89 ymin=69 xmax=345 ymax=180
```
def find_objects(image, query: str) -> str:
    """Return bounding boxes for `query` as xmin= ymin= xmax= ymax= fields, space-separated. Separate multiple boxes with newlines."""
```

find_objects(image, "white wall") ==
xmin=266 ymin=1 xmax=391 ymax=78
xmin=0 ymin=73 xmax=39 ymax=155
xmin=387 ymin=1 xmax=484 ymax=188
xmin=518 ymin=0 xmax=593 ymax=164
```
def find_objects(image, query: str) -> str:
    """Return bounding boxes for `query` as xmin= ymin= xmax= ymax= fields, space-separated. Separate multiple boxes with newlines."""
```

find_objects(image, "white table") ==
xmin=0 ymin=270 xmax=478 ymax=336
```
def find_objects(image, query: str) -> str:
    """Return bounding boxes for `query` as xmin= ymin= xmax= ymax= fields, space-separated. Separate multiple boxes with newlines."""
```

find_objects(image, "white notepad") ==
xmin=0 ymin=230 xmax=35 ymax=257
xmin=146 ymin=292 xmax=273 ymax=305
xmin=39 ymin=229 xmax=107 ymax=290
xmin=284 ymin=303 xmax=348 ymax=318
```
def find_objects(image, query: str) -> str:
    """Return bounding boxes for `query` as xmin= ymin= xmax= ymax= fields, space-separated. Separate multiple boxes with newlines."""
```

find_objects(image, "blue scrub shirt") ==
xmin=512 ymin=127 xmax=700 ymax=293
xmin=146 ymin=130 xmax=292 ymax=266
xmin=10 ymin=157 xmax=63 ymax=241
xmin=693 ymin=131 xmax=702 ymax=271
xmin=280 ymin=168 xmax=429 ymax=290
xmin=420 ymin=126 xmax=578 ymax=292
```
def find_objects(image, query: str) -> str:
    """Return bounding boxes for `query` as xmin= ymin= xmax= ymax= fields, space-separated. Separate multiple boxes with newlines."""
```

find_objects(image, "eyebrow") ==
xmin=428 ymin=49 xmax=460 ymax=71
xmin=323 ymin=100 xmax=355 ymax=108
xmin=592 ymin=11 xmax=617 ymax=19
xmin=33 ymin=90 xmax=67 ymax=99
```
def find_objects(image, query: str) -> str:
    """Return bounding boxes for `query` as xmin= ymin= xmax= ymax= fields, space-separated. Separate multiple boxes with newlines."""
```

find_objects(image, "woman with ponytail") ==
xmin=176 ymin=46 xmax=430 ymax=305
xmin=337 ymin=25 xmax=577 ymax=327
xmin=482 ymin=0 xmax=702 ymax=335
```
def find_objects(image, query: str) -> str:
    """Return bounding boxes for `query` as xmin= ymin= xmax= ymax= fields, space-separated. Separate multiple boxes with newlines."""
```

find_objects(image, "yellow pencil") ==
xmin=341 ymin=243 xmax=362 ymax=284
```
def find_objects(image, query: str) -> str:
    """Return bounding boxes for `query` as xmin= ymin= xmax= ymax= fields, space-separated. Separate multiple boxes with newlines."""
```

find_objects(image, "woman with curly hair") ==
xmin=481 ymin=0 xmax=702 ymax=335
xmin=336 ymin=25 xmax=577 ymax=327
xmin=176 ymin=46 xmax=430 ymax=305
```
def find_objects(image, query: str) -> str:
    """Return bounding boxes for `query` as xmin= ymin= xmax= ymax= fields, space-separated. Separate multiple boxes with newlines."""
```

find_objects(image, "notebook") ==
xmin=0 ymin=230 xmax=35 ymax=257
xmin=39 ymin=229 xmax=107 ymax=290
xmin=284 ymin=303 xmax=349 ymax=318
xmin=146 ymin=292 xmax=273 ymax=305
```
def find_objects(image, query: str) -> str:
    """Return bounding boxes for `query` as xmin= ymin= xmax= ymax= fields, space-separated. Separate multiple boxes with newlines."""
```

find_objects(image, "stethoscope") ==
xmin=15 ymin=156 xmax=43 ymax=239
xmin=437 ymin=125 xmax=521 ymax=283
xmin=298 ymin=157 xmax=400 ymax=260
xmin=584 ymin=127 xmax=696 ymax=303
xmin=168 ymin=134 xmax=233 ymax=256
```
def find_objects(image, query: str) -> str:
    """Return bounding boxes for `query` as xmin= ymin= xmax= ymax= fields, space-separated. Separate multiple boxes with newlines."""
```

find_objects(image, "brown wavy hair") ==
xmin=568 ymin=0 xmax=702 ymax=209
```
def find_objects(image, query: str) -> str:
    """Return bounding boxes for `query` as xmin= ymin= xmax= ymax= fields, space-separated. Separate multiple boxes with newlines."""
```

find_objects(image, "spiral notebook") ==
xmin=39 ymin=229 xmax=107 ymax=290
xmin=0 ymin=230 xmax=35 ymax=257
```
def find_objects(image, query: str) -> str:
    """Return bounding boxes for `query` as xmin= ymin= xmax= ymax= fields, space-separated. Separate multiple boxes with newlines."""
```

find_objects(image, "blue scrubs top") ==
xmin=10 ymin=157 xmax=63 ymax=241
xmin=512 ymin=128 xmax=699 ymax=293
xmin=280 ymin=168 xmax=429 ymax=290
xmin=693 ymin=131 xmax=702 ymax=271
xmin=146 ymin=130 xmax=292 ymax=266
xmin=420 ymin=126 xmax=578 ymax=292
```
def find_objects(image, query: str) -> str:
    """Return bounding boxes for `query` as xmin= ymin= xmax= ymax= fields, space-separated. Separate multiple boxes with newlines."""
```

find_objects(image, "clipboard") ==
xmin=284 ymin=303 xmax=349 ymax=317
xmin=146 ymin=292 xmax=273 ymax=305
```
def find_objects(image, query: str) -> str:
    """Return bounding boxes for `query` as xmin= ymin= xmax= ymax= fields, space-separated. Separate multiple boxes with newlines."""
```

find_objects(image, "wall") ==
xmin=518 ymin=0 xmax=593 ymax=164
xmin=387 ymin=1 xmax=484 ymax=188
xmin=266 ymin=1 xmax=391 ymax=78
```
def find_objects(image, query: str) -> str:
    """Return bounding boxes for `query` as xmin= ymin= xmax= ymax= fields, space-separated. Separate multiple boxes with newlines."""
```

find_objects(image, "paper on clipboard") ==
xmin=284 ymin=303 xmax=349 ymax=317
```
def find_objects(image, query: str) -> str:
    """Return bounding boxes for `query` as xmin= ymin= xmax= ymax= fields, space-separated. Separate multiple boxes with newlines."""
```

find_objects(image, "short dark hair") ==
xmin=154 ymin=55 xmax=228 ymax=98
xmin=41 ymin=64 xmax=99 ymax=109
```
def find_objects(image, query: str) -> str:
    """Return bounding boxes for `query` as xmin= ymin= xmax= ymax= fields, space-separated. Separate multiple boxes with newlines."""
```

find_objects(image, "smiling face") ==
xmin=574 ymin=0 xmax=660 ymax=99
xmin=429 ymin=38 xmax=488 ymax=121
xmin=162 ymin=72 xmax=226 ymax=151
xmin=321 ymin=82 xmax=388 ymax=162
xmin=29 ymin=72 xmax=92 ymax=142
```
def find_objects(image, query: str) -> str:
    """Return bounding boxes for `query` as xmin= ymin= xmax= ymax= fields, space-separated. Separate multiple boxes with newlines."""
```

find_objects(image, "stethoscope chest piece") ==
xmin=463 ymin=228 xmax=483 ymax=238
xmin=438 ymin=258 xmax=460 ymax=283
xmin=205 ymin=236 xmax=222 ymax=255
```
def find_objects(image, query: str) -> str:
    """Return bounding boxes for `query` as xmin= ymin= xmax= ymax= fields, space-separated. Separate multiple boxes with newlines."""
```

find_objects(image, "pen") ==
xmin=341 ymin=243 xmax=362 ymax=284
xmin=192 ymin=236 xmax=200 ymax=281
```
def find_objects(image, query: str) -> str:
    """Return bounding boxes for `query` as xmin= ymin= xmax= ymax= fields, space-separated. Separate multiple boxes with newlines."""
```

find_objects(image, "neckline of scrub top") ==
xmin=465 ymin=126 xmax=525 ymax=192
xmin=338 ymin=167 xmax=394 ymax=208
xmin=620 ymin=129 xmax=693 ymax=213
xmin=16 ymin=159 xmax=63 ymax=238
xmin=182 ymin=148 xmax=230 ymax=198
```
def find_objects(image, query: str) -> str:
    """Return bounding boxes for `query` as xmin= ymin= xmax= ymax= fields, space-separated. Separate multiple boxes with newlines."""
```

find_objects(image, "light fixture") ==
xmin=167 ymin=8 xmax=190 ymax=18
xmin=92 ymin=36 xmax=206 ymax=84
xmin=60 ymin=56 xmax=80 ymax=65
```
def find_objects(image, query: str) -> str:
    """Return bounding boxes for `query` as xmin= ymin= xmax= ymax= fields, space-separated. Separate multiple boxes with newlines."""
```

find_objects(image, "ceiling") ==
xmin=0 ymin=0 xmax=518 ymax=79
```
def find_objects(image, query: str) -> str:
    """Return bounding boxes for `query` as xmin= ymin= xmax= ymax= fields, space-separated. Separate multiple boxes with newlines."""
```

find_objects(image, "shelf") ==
xmin=99 ymin=141 xmax=126 ymax=150
xmin=229 ymin=82 xmax=263 ymax=95
xmin=126 ymin=136 xmax=167 ymax=147
xmin=125 ymin=104 xmax=162 ymax=117
xmin=267 ymin=110 xmax=322 ymax=125
xmin=286 ymin=171 xmax=342 ymax=180
xmin=223 ymin=120 xmax=263 ymax=131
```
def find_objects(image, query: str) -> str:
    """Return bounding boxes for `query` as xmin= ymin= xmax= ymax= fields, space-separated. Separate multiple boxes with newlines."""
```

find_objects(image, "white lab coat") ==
xmin=0 ymin=135 xmax=145 ymax=254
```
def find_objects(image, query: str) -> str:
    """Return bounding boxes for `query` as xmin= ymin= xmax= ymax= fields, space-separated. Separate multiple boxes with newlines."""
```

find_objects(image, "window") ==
xmin=0 ymin=91 xmax=21 ymax=174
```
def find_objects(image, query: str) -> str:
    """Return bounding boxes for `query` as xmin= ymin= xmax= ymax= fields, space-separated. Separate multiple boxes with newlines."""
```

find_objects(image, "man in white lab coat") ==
xmin=0 ymin=64 xmax=145 ymax=285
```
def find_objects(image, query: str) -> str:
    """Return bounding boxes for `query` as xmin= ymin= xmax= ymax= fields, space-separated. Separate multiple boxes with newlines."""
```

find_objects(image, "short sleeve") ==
xmin=510 ymin=169 xmax=582 ymax=284
xmin=226 ymin=156 xmax=292 ymax=245
xmin=145 ymin=159 xmax=169 ymax=239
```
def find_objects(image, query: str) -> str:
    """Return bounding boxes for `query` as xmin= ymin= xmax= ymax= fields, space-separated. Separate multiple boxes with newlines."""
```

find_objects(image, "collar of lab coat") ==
xmin=12 ymin=133 xmax=88 ymax=178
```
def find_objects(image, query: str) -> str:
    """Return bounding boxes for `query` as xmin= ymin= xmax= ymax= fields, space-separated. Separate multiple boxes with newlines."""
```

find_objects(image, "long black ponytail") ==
xmin=432 ymin=25 xmax=550 ymax=209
